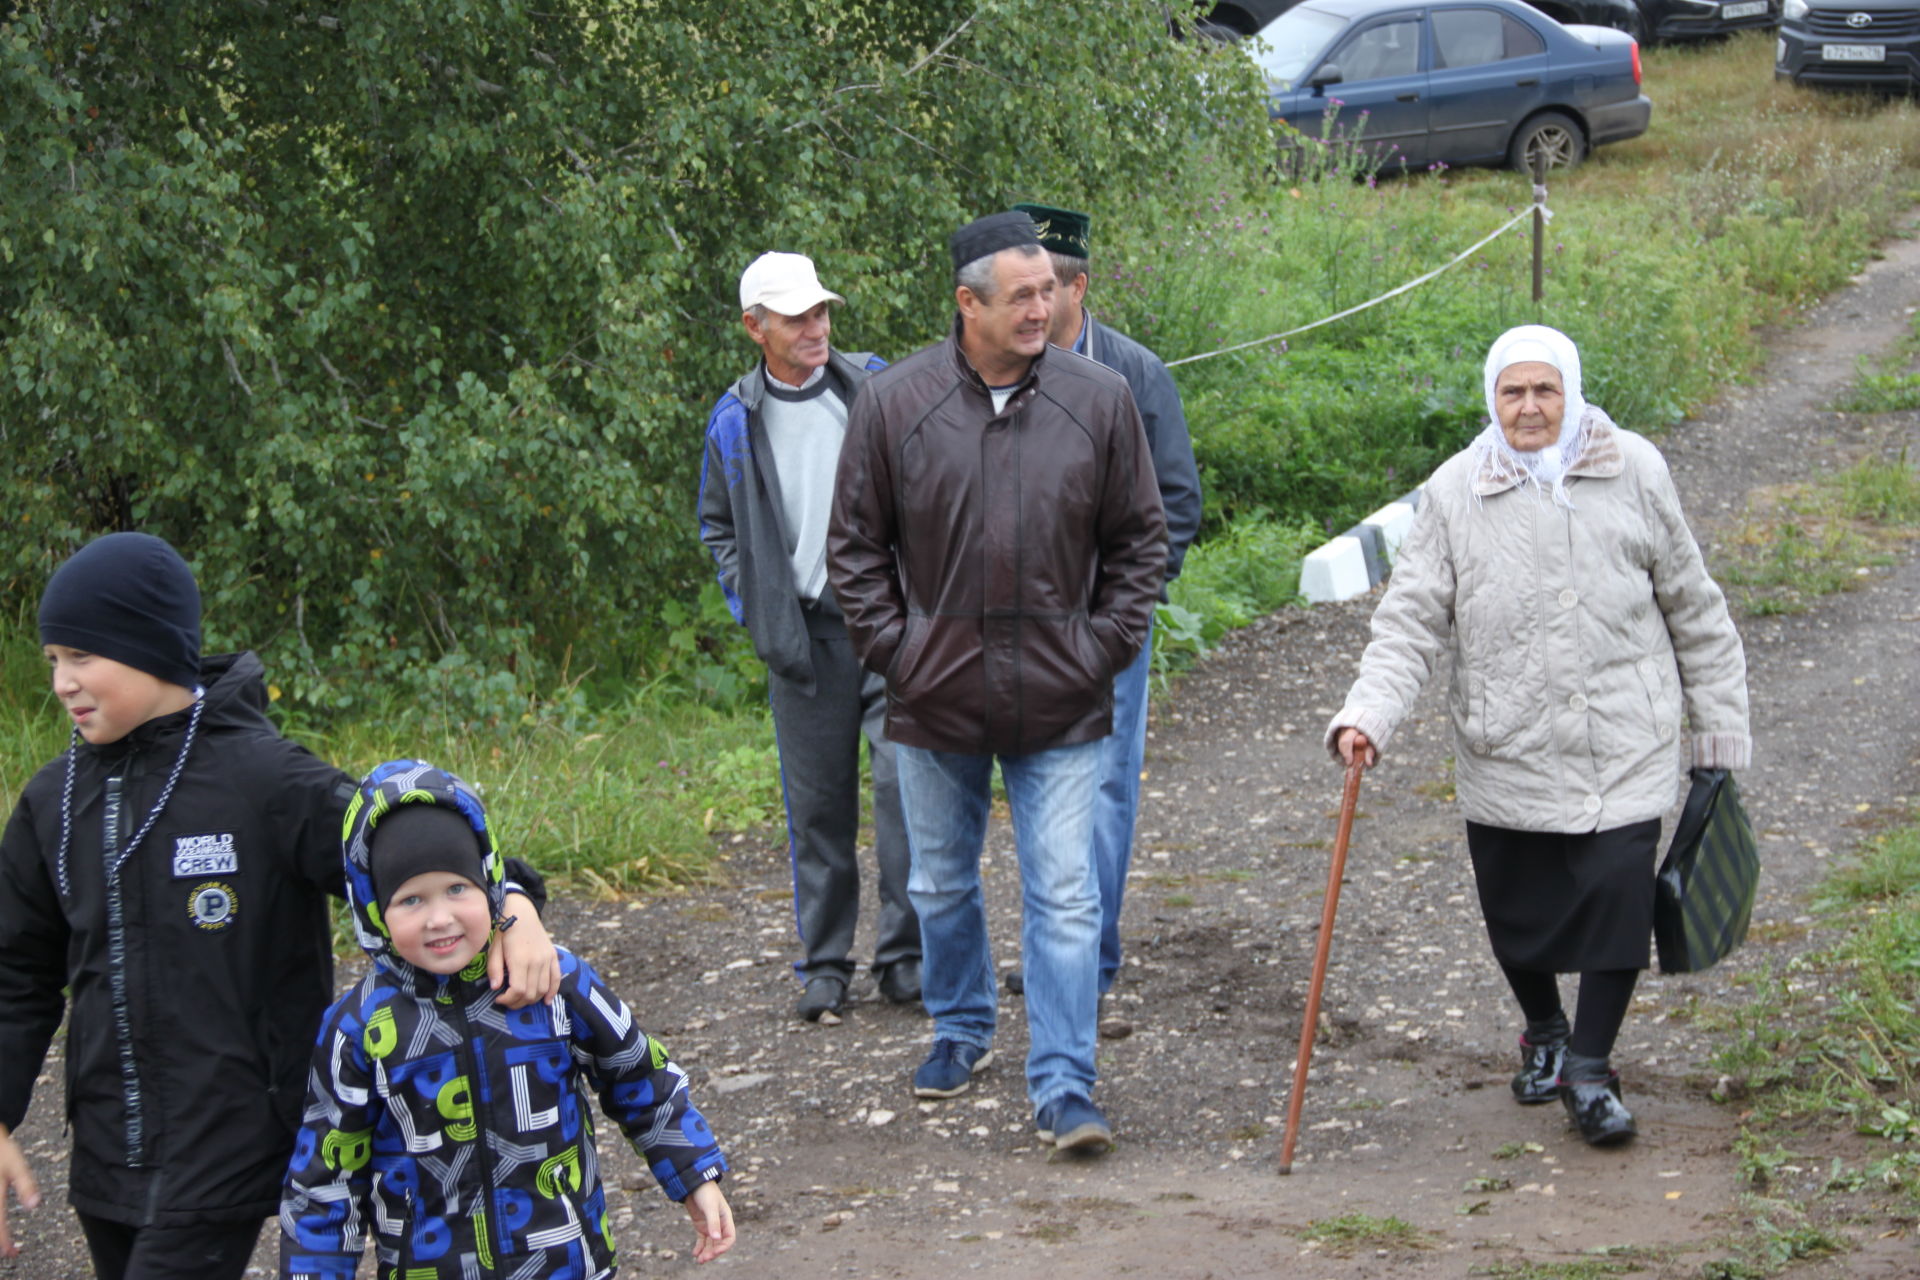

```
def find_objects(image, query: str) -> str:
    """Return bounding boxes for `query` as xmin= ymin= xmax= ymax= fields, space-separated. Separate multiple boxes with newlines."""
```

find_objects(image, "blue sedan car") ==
xmin=1245 ymin=0 xmax=1653 ymax=171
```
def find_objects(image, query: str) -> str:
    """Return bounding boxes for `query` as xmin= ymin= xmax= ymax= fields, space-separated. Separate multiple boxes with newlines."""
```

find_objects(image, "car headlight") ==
xmin=1782 ymin=0 xmax=1807 ymax=20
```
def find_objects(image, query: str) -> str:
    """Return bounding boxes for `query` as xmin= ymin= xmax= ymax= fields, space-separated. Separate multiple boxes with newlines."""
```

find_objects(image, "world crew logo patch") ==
xmin=187 ymin=881 xmax=239 ymax=932
xmin=171 ymin=832 xmax=238 ymax=878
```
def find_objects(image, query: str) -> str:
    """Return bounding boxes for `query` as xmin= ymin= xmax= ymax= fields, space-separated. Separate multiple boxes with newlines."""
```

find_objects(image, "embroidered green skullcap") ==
xmin=1013 ymin=203 xmax=1091 ymax=260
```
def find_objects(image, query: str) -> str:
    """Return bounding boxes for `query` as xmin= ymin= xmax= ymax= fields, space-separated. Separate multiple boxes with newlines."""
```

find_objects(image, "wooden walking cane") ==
xmin=1278 ymin=750 xmax=1366 ymax=1174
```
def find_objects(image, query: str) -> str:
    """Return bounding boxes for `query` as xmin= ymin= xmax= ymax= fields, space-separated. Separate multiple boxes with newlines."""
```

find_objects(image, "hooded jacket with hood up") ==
xmin=0 ymin=651 xmax=354 ymax=1226
xmin=279 ymin=761 xmax=725 ymax=1280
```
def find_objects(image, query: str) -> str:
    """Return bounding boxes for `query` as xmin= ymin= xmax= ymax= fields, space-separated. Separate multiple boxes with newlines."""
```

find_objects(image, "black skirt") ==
xmin=1465 ymin=819 xmax=1661 ymax=972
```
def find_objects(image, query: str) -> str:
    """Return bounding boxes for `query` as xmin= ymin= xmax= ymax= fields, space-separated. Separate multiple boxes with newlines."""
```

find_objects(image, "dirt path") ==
xmin=556 ymin=227 xmax=1920 ymax=1279
xmin=7 ymin=234 xmax=1918 ymax=1280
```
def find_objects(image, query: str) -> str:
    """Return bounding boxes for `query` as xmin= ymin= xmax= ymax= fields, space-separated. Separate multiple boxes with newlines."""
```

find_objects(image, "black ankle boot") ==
xmin=1559 ymin=1072 xmax=1636 ymax=1146
xmin=1510 ymin=1033 xmax=1567 ymax=1105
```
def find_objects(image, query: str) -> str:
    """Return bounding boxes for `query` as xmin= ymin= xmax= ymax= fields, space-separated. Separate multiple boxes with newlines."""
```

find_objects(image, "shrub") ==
xmin=0 ymin=2 xmax=1268 ymax=718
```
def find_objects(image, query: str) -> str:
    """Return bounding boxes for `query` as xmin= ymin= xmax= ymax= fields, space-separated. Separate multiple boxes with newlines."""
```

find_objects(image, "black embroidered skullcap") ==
xmin=949 ymin=211 xmax=1041 ymax=273
xmin=1013 ymin=203 xmax=1091 ymax=259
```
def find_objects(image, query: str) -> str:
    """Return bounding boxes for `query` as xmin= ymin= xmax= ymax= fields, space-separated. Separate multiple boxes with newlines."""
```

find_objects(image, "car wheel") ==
xmin=1509 ymin=111 xmax=1587 ymax=174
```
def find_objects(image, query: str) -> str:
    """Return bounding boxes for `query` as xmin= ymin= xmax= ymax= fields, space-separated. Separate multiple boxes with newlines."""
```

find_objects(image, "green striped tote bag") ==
xmin=1654 ymin=769 xmax=1759 ymax=974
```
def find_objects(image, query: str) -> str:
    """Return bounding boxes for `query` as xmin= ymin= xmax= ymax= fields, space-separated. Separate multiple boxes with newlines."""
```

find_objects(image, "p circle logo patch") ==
xmin=187 ymin=880 xmax=239 ymax=932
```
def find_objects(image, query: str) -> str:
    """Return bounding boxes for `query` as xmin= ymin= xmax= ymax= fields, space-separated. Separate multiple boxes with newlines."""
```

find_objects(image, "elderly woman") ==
xmin=1327 ymin=325 xmax=1750 ymax=1146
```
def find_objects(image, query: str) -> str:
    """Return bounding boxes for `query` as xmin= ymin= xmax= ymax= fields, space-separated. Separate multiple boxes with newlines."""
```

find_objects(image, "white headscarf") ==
xmin=1474 ymin=324 xmax=1589 ymax=509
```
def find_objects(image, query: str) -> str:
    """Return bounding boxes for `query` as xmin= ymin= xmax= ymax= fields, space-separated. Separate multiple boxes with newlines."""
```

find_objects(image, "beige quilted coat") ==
xmin=1326 ymin=409 xmax=1751 ymax=833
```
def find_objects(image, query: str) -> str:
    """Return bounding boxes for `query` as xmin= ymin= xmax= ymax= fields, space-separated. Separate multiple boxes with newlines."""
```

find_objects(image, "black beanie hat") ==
xmin=369 ymin=803 xmax=489 ymax=911
xmin=39 ymin=533 xmax=202 ymax=690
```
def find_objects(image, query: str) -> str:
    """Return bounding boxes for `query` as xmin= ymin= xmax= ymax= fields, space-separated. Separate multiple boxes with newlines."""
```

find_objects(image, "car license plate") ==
xmin=1821 ymin=43 xmax=1886 ymax=61
xmin=1722 ymin=1 xmax=1766 ymax=17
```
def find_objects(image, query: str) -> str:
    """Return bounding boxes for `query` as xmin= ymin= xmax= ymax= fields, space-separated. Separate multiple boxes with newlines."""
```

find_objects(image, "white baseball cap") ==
xmin=739 ymin=252 xmax=845 ymax=315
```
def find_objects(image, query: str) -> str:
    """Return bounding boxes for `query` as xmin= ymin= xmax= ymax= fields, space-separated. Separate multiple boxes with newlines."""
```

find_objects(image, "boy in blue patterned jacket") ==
xmin=279 ymin=761 xmax=733 ymax=1278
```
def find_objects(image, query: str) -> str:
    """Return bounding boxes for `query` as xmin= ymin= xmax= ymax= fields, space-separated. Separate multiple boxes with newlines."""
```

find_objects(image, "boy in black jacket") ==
xmin=0 ymin=533 xmax=559 ymax=1279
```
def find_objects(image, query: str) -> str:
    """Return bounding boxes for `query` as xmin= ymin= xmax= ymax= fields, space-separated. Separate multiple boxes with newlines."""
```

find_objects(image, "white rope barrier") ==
xmin=1163 ymin=197 xmax=1552 ymax=369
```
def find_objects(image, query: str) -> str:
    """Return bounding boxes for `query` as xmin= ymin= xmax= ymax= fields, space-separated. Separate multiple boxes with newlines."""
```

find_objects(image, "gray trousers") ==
xmin=767 ymin=620 xmax=916 ymax=983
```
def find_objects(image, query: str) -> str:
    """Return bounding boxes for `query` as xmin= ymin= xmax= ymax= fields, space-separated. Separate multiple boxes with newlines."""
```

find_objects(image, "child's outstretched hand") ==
xmin=685 ymin=1180 xmax=735 ymax=1263
xmin=489 ymin=891 xmax=560 ymax=1008
xmin=0 ymin=1125 xmax=42 ymax=1260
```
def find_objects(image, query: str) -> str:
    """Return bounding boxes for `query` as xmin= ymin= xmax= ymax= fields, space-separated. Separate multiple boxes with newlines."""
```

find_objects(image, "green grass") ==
xmin=1837 ymin=309 xmax=1920 ymax=413
xmin=1839 ymin=372 xmax=1920 ymax=414
xmin=1471 ymin=1256 xmax=1647 ymax=1280
xmin=1721 ymin=453 xmax=1920 ymax=615
xmin=0 ymin=615 xmax=784 ymax=898
xmin=1098 ymin=31 xmax=1920 ymax=540
xmin=1296 ymin=1212 xmax=1432 ymax=1250
xmin=1492 ymin=1140 xmax=1546 ymax=1159
xmin=1154 ymin=513 xmax=1319 ymax=675
xmin=1697 ymin=817 xmax=1920 ymax=1270
xmin=310 ymin=699 xmax=786 ymax=896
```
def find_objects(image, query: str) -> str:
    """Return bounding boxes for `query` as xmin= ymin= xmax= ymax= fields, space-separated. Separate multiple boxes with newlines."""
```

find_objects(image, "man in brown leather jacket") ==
xmin=827 ymin=211 xmax=1165 ymax=1156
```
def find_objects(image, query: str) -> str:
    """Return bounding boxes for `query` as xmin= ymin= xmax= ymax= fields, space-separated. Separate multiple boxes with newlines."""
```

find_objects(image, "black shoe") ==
xmin=796 ymin=974 xmax=847 ymax=1022
xmin=877 ymin=959 xmax=923 ymax=1005
xmin=1559 ymin=1073 xmax=1636 ymax=1146
xmin=1510 ymin=1034 xmax=1567 ymax=1105
xmin=1004 ymin=968 xmax=1025 ymax=996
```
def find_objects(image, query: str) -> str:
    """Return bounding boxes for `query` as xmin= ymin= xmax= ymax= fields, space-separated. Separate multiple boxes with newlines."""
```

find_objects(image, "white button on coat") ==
xmin=1583 ymin=795 xmax=1602 ymax=815
xmin=1558 ymin=588 xmax=1579 ymax=609
xmin=1569 ymin=693 xmax=1589 ymax=712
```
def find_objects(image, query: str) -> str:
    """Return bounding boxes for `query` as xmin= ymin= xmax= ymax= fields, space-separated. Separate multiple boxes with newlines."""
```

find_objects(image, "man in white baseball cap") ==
xmin=697 ymin=253 xmax=921 ymax=1023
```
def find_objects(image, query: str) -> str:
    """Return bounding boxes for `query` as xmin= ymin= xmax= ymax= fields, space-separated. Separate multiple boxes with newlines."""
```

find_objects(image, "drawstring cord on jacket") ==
xmin=55 ymin=694 xmax=206 ymax=897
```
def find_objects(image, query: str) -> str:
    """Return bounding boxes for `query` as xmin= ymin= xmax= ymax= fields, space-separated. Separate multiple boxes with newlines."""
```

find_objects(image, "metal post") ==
xmin=1532 ymin=151 xmax=1547 ymax=307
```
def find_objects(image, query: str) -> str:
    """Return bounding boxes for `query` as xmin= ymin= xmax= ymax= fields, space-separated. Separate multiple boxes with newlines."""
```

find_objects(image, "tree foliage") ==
xmin=0 ymin=1 xmax=1265 ymax=713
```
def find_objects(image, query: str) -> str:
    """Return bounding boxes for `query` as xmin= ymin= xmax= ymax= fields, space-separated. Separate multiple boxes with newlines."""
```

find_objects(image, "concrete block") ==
xmin=1299 ymin=536 xmax=1372 ymax=603
xmin=1340 ymin=522 xmax=1387 ymax=587
xmin=1362 ymin=500 xmax=1418 ymax=567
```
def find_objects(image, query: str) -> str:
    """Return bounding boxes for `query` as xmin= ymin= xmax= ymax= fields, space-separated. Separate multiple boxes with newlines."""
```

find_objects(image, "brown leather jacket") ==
xmin=828 ymin=323 xmax=1166 ymax=756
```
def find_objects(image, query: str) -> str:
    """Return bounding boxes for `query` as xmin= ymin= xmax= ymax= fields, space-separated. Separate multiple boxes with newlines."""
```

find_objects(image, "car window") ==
xmin=1500 ymin=14 xmax=1545 ymax=58
xmin=1245 ymin=7 xmax=1351 ymax=88
xmin=1327 ymin=17 xmax=1423 ymax=81
xmin=1431 ymin=10 xmax=1546 ymax=68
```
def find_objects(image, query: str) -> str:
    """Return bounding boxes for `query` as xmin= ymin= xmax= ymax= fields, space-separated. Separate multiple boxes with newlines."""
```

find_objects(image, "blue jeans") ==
xmin=1093 ymin=622 xmax=1153 ymax=993
xmin=896 ymin=739 xmax=1101 ymax=1113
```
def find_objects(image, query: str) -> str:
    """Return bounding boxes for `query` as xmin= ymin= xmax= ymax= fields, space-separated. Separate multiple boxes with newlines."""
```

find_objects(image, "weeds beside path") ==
xmin=495 ymin=226 xmax=1920 ymax=1276
xmin=10 ymin=226 xmax=1920 ymax=1280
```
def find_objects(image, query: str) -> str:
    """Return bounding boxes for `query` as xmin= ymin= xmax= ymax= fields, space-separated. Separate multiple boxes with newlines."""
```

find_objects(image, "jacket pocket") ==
xmin=1453 ymin=668 xmax=1489 ymax=754
xmin=1633 ymin=653 xmax=1682 ymax=737
xmin=1076 ymin=613 xmax=1115 ymax=683
xmin=885 ymin=614 xmax=928 ymax=687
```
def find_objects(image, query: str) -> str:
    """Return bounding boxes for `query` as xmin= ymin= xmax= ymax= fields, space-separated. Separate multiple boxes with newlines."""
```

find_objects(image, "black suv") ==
xmin=1633 ymin=0 xmax=1780 ymax=42
xmin=1776 ymin=0 xmax=1920 ymax=92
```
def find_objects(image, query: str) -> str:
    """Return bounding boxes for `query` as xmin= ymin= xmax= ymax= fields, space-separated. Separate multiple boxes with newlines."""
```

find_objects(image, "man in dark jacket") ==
xmin=1003 ymin=204 xmax=1203 ymax=1027
xmin=698 ymin=252 xmax=919 ymax=1022
xmin=827 ymin=212 xmax=1166 ymax=1155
